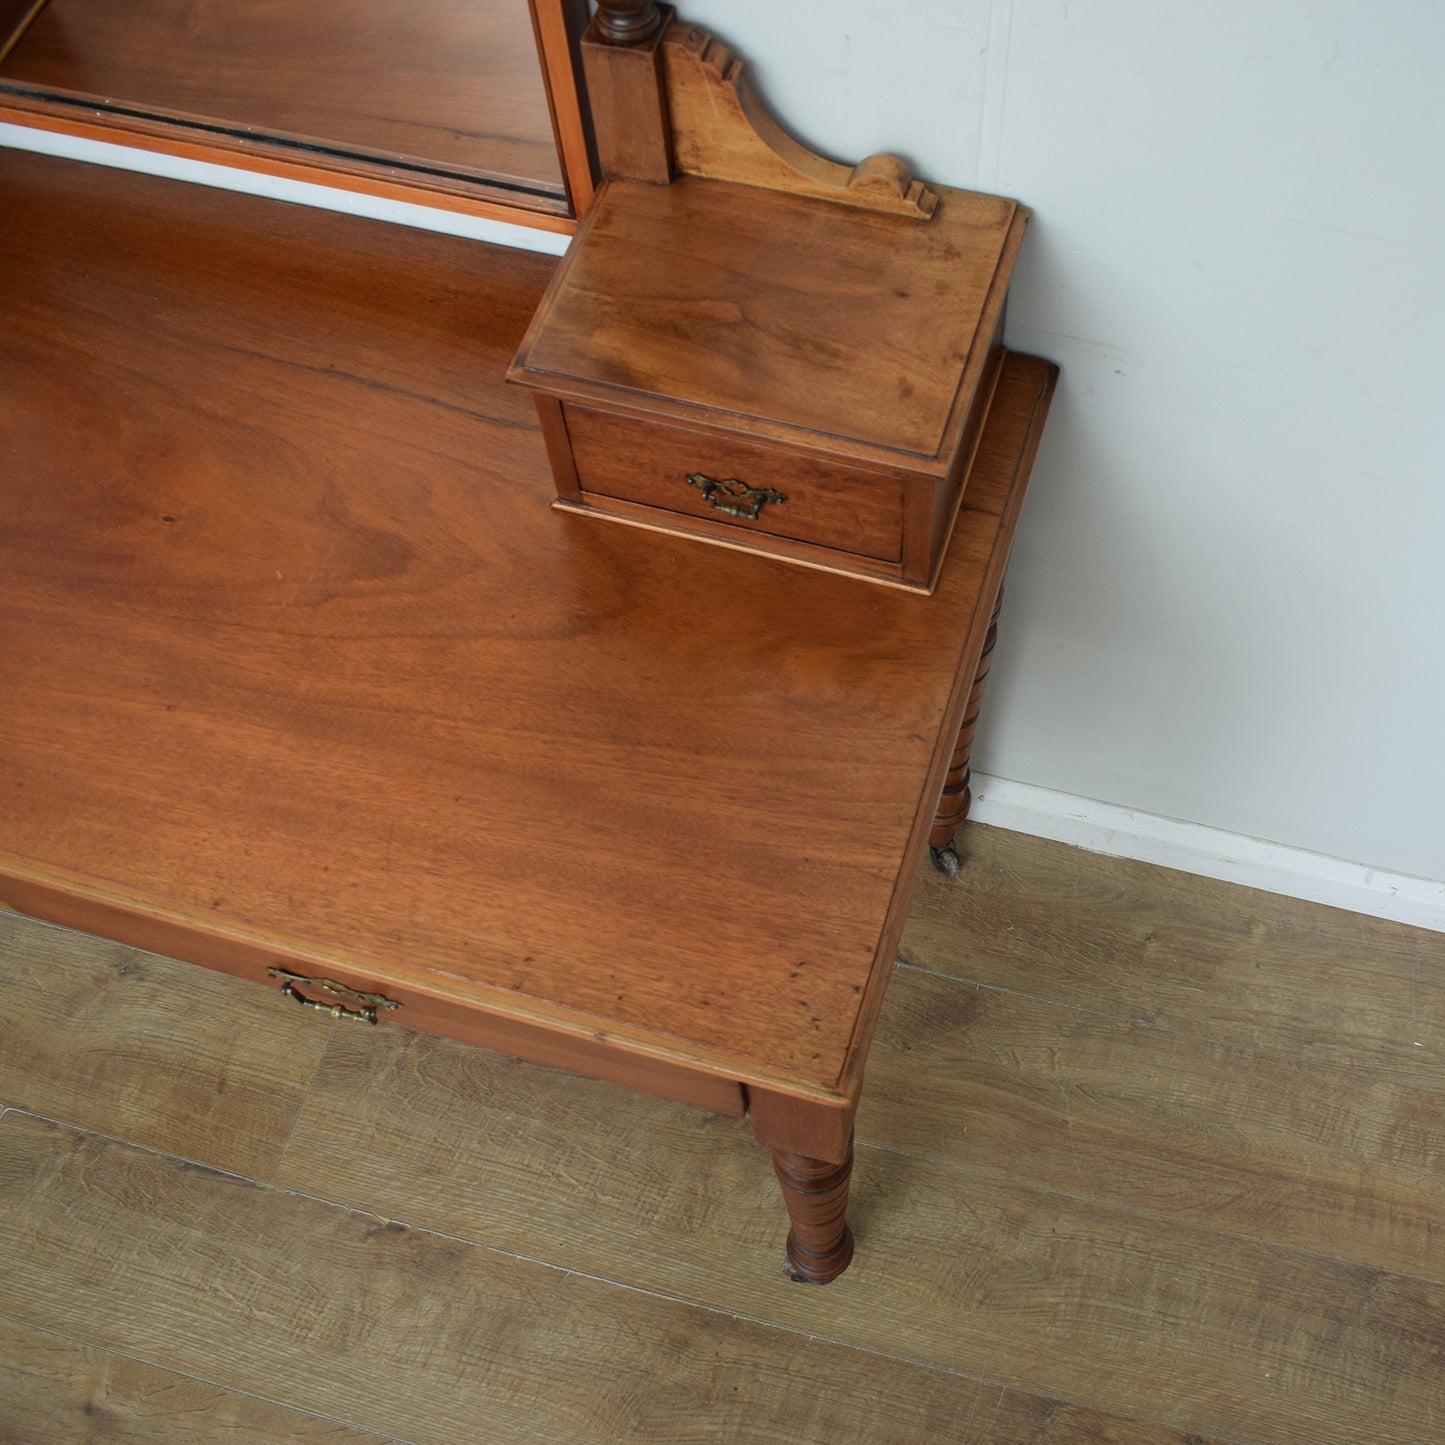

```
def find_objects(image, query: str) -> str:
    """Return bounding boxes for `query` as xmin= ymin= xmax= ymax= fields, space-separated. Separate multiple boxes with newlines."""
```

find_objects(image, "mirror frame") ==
xmin=0 ymin=0 xmax=597 ymax=235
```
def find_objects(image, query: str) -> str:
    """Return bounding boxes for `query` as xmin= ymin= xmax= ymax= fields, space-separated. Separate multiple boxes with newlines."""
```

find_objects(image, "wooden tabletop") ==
xmin=0 ymin=150 xmax=1051 ymax=1107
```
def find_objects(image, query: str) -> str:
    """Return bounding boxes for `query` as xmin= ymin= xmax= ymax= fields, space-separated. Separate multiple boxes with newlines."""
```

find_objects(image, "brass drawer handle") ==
xmin=266 ymin=967 xmax=401 ymax=1025
xmin=686 ymin=472 xmax=787 ymax=521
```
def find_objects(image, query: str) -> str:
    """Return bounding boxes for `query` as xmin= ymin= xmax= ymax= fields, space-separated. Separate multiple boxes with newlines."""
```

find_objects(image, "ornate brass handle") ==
xmin=685 ymin=472 xmax=786 ymax=521
xmin=266 ymin=968 xmax=401 ymax=1025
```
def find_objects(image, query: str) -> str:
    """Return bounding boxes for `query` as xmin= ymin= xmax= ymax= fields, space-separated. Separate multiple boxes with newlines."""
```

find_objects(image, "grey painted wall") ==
xmin=689 ymin=0 xmax=1445 ymax=882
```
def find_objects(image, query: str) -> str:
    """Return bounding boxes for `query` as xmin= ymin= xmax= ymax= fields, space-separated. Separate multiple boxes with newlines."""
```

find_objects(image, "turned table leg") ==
xmin=771 ymin=1137 xmax=855 ymax=1284
xmin=930 ymin=591 xmax=1003 ymax=876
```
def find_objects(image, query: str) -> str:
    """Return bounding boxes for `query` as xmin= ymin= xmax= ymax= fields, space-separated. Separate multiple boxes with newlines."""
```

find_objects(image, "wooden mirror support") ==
xmin=514 ymin=8 xmax=1031 ymax=594
xmin=662 ymin=22 xmax=938 ymax=218
xmin=582 ymin=2 xmax=937 ymax=215
xmin=593 ymin=0 xmax=665 ymax=45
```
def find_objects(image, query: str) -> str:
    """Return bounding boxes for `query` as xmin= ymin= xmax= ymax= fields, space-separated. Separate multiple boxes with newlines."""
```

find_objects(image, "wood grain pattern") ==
xmin=1015 ymin=1409 xmax=1228 ymax=1445
xmin=0 ymin=1315 xmax=1222 ymax=1445
xmin=0 ymin=0 xmax=565 ymax=190
xmin=580 ymin=5 xmax=673 ymax=183
xmin=508 ymin=166 xmax=1036 ymax=589
xmin=0 ymin=0 xmax=47 ymax=62
xmin=0 ymin=863 xmax=749 ymax=1124
xmin=661 ymin=21 xmax=938 ymax=218
xmin=771 ymin=1142 xmax=856 ymax=1283
xmin=527 ymin=0 xmax=596 ymax=215
xmin=0 ymin=912 xmax=331 ymax=1178
xmin=0 ymin=1315 xmax=379 ymax=1442
xmin=0 ymin=150 xmax=1038 ymax=1106
xmin=6 ymin=842 xmax=1434 ymax=1444
xmin=863 ymin=960 xmax=1445 ymax=1280
xmin=274 ymin=1023 xmax=1445 ymax=1444
xmin=0 ymin=1112 xmax=1116 ymax=1445
xmin=564 ymin=401 xmax=908 ymax=561
xmin=275 ymin=1022 xmax=807 ymax=1269
xmin=900 ymin=828 xmax=1445 ymax=1094
xmin=514 ymin=174 xmax=1019 ymax=469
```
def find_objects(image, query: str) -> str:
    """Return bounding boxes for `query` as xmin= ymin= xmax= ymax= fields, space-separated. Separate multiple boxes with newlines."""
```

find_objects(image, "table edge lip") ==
xmin=0 ymin=847 xmax=862 ymax=1108
xmin=834 ymin=352 xmax=1060 ymax=1097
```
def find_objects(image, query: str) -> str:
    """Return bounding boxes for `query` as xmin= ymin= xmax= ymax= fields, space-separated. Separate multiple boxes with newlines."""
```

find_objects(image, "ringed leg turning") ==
xmin=771 ymin=1140 xmax=856 ymax=1284
xmin=750 ymin=1091 xmax=857 ymax=1282
xmin=930 ymin=591 xmax=1003 ymax=875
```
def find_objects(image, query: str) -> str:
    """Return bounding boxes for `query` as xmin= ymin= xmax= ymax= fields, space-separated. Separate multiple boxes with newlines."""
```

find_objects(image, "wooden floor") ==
xmin=1 ymin=823 xmax=1440 ymax=1444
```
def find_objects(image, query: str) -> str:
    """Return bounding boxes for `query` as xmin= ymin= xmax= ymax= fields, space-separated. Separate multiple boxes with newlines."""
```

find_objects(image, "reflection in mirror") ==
xmin=0 ymin=0 xmax=580 ymax=210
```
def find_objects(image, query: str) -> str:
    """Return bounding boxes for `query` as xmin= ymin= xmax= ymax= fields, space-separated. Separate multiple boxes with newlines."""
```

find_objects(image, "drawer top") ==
xmin=510 ymin=175 xmax=1025 ymax=473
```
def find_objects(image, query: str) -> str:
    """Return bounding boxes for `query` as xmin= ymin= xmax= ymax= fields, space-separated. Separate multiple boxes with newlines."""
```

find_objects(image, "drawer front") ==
xmin=0 ymin=876 xmax=748 ymax=1120
xmin=564 ymin=404 xmax=905 ymax=564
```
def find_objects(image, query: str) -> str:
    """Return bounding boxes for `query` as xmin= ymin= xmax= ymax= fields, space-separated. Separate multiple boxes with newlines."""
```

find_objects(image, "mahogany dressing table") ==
xmin=0 ymin=0 xmax=1056 ymax=1281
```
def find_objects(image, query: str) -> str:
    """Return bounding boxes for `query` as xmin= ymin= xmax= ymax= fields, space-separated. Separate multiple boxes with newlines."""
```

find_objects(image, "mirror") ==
xmin=0 ymin=0 xmax=595 ymax=226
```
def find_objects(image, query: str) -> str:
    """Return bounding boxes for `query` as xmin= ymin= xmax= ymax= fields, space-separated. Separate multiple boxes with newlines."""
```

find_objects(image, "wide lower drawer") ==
xmin=0 ymin=876 xmax=748 ymax=1120
xmin=562 ymin=403 xmax=908 ymax=565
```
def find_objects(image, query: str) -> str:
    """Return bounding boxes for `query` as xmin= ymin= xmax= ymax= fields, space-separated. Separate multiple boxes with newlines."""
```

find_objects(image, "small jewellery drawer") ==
xmin=509 ymin=173 xmax=1029 ymax=591
xmin=562 ymin=404 xmax=906 ymax=564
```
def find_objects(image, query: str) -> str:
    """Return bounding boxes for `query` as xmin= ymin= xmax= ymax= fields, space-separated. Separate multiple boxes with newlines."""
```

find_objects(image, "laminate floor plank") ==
xmin=6 ymin=825 xmax=1442 ymax=1443
xmin=1010 ymin=1406 xmax=1229 ymax=1444
xmin=275 ymin=1024 xmax=1444 ymax=1445
xmin=0 ymin=912 xmax=332 ymax=1178
xmin=0 ymin=1314 xmax=394 ymax=1443
xmin=0 ymin=1112 xmax=1113 ymax=1445
xmin=862 ymin=961 xmax=1445 ymax=1280
xmin=900 ymin=827 xmax=1445 ymax=1093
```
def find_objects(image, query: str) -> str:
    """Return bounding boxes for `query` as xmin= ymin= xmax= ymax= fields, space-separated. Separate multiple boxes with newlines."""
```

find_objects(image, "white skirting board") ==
xmin=968 ymin=774 xmax=1445 ymax=936
xmin=0 ymin=123 xmax=571 ymax=256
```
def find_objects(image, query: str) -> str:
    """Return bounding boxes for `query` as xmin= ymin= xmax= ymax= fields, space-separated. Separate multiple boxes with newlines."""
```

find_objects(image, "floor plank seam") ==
xmin=850 ymin=1131 xmax=1445 ymax=1290
xmin=270 ymin=1012 xmax=341 ymax=1185
xmin=178 ymin=1179 xmax=1267 ymax=1445
xmin=0 ymin=1299 xmax=1259 ymax=1445
xmin=0 ymin=1108 xmax=289 ymax=1191
xmin=896 ymin=951 xmax=1156 ymax=1023
xmin=892 ymin=953 xmax=1442 ymax=1093
xmin=0 ymin=1309 xmax=422 ymax=1445
xmin=7 ymin=1107 xmax=1244 ymax=1439
xmin=13 ymin=1089 xmax=1443 ymax=1301
xmin=1 ymin=910 xmax=81 ymax=940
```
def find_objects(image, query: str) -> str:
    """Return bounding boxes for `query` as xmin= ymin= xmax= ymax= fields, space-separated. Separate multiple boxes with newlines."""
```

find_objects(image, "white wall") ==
xmin=688 ymin=0 xmax=1445 ymax=886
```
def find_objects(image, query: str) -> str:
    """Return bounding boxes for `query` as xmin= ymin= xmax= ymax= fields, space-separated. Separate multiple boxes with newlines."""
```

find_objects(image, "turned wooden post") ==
xmin=930 ymin=591 xmax=1003 ymax=875
xmin=750 ymin=1090 xmax=857 ymax=1282
xmin=593 ymin=0 xmax=664 ymax=44
xmin=771 ymin=1140 xmax=855 ymax=1284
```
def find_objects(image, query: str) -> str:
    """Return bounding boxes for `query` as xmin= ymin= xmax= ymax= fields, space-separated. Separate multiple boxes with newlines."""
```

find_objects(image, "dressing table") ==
xmin=0 ymin=0 xmax=1055 ymax=1281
